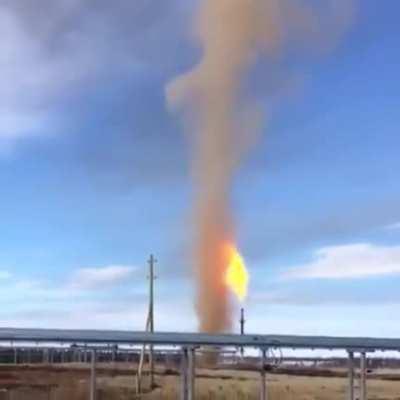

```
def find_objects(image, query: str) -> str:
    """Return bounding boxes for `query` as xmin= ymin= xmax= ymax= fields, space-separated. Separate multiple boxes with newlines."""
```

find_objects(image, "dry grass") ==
xmin=0 ymin=363 xmax=399 ymax=399
xmin=146 ymin=370 xmax=400 ymax=400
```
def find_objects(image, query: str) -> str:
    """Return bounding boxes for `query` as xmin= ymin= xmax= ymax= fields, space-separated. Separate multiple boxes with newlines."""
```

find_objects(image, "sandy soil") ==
xmin=0 ymin=363 xmax=399 ymax=399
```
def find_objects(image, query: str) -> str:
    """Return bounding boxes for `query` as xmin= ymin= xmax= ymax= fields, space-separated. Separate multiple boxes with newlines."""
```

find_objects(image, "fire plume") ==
xmin=224 ymin=243 xmax=249 ymax=302
xmin=166 ymin=0 xmax=352 ymax=334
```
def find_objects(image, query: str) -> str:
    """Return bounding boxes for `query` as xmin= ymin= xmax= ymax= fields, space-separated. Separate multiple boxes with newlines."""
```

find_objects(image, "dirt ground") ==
xmin=0 ymin=363 xmax=399 ymax=399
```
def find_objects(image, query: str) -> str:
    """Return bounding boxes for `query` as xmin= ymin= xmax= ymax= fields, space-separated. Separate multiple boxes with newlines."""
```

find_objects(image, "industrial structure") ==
xmin=0 ymin=327 xmax=399 ymax=400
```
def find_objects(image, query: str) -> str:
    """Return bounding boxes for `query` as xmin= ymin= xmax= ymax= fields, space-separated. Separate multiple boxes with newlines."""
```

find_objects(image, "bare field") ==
xmin=0 ymin=363 xmax=399 ymax=399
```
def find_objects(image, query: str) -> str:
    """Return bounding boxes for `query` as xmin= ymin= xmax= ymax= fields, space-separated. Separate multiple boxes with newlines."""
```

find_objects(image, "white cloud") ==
xmin=0 ymin=9 xmax=71 ymax=143
xmin=0 ymin=265 xmax=139 ymax=305
xmin=0 ymin=271 xmax=11 ymax=280
xmin=69 ymin=265 xmax=138 ymax=290
xmin=0 ymin=267 xmax=196 ymax=331
xmin=0 ymin=1 xmax=170 ymax=149
xmin=0 ymin=4 xmax=129 ymax=146
xmin=283 ymin=243 xmax=400 ymax=279
xmin=385 ymin=222 xmax=400 ymax=231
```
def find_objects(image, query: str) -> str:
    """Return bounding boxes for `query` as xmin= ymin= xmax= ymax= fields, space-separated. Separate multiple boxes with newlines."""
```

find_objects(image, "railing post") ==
xmin=90 ymin=349 xmax=97 ymax=400
xmin=360 ymin=352 xmax=367 ymax=400
xmin=260 ymin=348 xmax=267 ymax=400
xmin=348 ymin=351 xmax=354 ymax=400
xmin=188 ymin=347 xmax=196 ymax=400
xmin=112 ymin=345 xmax=117 ymax=363
xmin=180 ymin=347 xmax=189 ymax=400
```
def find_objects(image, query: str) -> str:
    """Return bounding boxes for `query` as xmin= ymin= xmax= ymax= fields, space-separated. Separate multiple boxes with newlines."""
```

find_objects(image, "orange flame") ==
xmin=224 ymin=243 xmax=249 ymax=302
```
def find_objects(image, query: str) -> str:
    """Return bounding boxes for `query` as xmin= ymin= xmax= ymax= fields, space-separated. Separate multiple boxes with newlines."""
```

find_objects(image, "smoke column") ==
xmin=166 ymin=0 xmax=353 ymax=333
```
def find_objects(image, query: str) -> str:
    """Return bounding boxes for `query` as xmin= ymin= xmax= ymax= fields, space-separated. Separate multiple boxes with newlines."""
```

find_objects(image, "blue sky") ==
xmin=0 ymin=0 xmax=399 ymax=338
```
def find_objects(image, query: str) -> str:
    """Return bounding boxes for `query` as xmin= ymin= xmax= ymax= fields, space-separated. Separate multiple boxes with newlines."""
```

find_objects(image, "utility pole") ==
xmin=240 ymin=308 xmax=245 ymax=357
xmin=137 ymin=254 xmax=157 ymax=394
xmin=240 ymin=308 xmax=245 ymax=335
xmin=148 ymin=254 xmax=156 ymax=389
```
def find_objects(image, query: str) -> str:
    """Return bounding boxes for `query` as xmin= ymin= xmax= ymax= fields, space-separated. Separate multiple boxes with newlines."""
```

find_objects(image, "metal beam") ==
xmin=0 ymin=328 xmax=399 ymax=352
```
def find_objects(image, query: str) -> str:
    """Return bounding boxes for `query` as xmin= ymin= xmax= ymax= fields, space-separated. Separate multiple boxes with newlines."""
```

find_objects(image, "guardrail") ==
xmin=1 ymin=328 xmax=399 ymax=400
